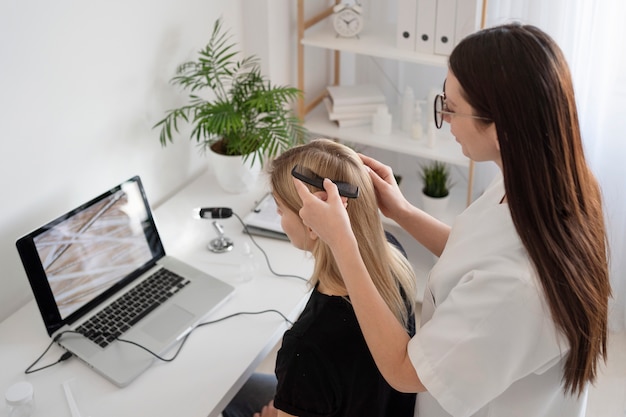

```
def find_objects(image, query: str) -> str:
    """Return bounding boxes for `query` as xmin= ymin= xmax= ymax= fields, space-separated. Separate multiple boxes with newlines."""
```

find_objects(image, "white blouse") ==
xmin=408 ymin=174 xmax=588 ymax=417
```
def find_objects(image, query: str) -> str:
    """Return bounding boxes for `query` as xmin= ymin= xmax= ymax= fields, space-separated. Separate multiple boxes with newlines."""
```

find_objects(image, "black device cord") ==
xmin=113 ymin=309 xmax=293 ymax=362
xmin=232 ymin=211 xmax=307 ymax=282
xmin=24 ymin=309 xmax=293 ymax=374
xmin=25 ymin=331 xmax=76 ymax=374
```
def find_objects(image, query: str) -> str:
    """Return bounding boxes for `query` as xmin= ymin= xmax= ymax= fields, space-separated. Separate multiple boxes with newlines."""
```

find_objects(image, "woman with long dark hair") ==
xmin=295 ymin=23 xmax=610 ymax=416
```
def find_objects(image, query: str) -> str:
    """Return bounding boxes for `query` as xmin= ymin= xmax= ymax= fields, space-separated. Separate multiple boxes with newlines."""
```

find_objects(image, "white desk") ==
xmin=0 ymin=170 xmax=314 ymax=417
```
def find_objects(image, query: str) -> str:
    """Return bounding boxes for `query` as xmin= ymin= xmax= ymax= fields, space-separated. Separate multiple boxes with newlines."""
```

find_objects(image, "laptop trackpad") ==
xmin=142 ymin=304 xmax=194 ymax=342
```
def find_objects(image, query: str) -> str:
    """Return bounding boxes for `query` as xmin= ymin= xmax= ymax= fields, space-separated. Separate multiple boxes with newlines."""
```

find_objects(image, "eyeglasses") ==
xmin=433 ymin=93 xmax=492 ymax=129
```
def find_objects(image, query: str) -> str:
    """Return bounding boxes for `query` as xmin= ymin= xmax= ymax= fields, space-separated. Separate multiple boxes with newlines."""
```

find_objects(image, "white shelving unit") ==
xmin=295 ymin=1 xmax=487 ymax=299
xmin=299 ymin=20 xmax=465 ymax=163
xmin=296 ymin=1 xmax=488 ymax=208
xmin=301 ymin=24 xmax=448 ymax=67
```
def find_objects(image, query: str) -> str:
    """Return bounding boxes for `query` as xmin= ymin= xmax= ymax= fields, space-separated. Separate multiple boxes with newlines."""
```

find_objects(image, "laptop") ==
xmin=16 ymin=175 xmax=235 ymax=387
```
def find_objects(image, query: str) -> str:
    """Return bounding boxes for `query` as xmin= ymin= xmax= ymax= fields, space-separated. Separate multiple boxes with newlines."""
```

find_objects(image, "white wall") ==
xmin=0 ymin=0 xmax=251 ymax=322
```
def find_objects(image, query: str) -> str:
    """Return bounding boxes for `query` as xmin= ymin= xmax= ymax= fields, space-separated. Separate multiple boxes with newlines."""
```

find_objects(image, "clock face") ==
xmin=332 ymin=8 xmax=363 ymax=38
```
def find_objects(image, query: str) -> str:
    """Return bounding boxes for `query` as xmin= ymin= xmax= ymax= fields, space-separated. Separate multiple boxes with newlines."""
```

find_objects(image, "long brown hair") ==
xmin=268 ymin=139 xmax=417 ymax=331
xmin=449 ymin=23 xmax=610 ymax=395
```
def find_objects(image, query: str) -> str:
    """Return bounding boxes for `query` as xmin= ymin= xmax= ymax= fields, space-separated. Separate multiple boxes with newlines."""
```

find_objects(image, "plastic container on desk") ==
xmin=5 ymin=381 xmax=34 ymax=417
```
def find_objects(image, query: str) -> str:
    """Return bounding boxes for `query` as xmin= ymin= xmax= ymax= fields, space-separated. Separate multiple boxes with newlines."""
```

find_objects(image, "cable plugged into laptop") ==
xmin=24 ymin=336 xmax=74 ymax=374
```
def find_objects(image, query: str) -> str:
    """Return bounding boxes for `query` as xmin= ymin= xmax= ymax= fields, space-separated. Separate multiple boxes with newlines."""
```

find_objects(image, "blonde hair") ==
xmin=268 ymin=139 xmax=417 ymax=330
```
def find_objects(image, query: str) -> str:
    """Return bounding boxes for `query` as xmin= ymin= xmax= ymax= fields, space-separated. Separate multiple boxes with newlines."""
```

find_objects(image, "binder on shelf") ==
xmin=455 ymin=0 xmax=482 ymax=46
xmin=242 ymin=193 xmax=288 ymax=241
xmin=396 ymin=0 xmax=418 ymax=51
xmin=434 ymin=0 xmax=456 ymax=56
xmin=415 ymin=0 xmax=437 ymax=54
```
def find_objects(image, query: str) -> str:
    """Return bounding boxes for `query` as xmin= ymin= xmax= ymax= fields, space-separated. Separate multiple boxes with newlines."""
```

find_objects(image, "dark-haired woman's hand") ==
xmin=359 ymin=153 xmax=411 ymax=221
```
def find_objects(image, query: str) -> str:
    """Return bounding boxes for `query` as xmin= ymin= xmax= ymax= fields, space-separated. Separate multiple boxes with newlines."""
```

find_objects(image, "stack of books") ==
xmin=324 ymin=84 xmax=387 ymax=128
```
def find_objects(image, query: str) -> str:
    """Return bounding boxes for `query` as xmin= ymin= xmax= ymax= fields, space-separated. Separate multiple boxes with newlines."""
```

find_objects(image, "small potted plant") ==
xmin=419 ymin=161 xmax=453 ymax=218
xmin=154 ymin=18 xmax=306 ymax=192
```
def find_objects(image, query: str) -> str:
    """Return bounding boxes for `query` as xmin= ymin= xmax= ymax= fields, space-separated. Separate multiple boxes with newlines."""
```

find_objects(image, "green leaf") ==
xmin=420 ymin=161 xmax=453 ymax=198
xmin=153 ymin=17 xmax=306 ymax=162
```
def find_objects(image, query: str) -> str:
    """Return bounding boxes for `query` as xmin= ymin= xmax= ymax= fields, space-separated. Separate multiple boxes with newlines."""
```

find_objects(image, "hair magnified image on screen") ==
xmin=33 ymin=183 xmax=152 ymax=319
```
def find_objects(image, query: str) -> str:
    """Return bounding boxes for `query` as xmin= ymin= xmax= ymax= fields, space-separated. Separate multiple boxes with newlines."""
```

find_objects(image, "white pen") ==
xmin=62 ymin=380 xmax=90 ymax=417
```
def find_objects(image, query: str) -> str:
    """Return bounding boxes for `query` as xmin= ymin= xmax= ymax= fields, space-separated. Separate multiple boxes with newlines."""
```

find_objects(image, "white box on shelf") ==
xmin=396 ymin=0 xmax=418 ymax=51
xmin=434 ymin=0 xmax=457 ymax=56
xmin=415 ymin=0 xmax=437 ymax=54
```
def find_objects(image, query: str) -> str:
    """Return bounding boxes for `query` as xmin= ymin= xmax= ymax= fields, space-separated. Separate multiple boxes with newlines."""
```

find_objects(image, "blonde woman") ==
xmin=223 ymin=138 xmax=418 ymax=417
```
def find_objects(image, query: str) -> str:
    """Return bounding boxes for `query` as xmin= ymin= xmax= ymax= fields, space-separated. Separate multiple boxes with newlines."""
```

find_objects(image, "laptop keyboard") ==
xmin=77 ymin=268 xmax=191 ymax=348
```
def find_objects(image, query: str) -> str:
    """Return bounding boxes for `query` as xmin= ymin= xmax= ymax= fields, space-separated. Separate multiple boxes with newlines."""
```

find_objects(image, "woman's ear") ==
xmin=307 ymin=226 xmax=319 ymax=242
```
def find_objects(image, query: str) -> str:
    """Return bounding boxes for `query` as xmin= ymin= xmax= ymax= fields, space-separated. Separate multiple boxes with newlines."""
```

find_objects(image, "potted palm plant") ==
xmin=420 ymin=161 xmax=453 ymax=218
xmin=154 ymin=18 xmax=306 ymax=192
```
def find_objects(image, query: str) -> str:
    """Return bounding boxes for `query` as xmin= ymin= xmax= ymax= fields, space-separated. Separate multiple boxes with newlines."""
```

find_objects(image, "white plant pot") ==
xmin=421 ymin=193 xmax=450 ymax=220
xmin=209 ymin=149 xmax=261 ymax=194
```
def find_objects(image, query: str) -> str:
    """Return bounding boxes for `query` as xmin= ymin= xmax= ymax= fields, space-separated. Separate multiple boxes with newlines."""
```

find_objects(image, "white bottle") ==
xmin=411 ymin=100 xmax=424 ymax=140
xmin=426 ymin=89 xmax=438 ymax=148
xmin=372 ymin=105 xmax=392 ymax=135
xmin=239 ymin=242 xmax=257 ymax=282
xmin=401 ymin=87 xmax=414 ymax=134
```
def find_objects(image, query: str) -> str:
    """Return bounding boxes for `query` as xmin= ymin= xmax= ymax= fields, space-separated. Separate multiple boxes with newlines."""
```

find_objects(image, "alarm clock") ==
xmin=332 ymin=3 xmax=364 ymax=38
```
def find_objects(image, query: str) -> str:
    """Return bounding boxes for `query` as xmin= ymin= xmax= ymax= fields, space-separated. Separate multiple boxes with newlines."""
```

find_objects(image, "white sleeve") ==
xmin=408 ymin=269 xmax=566 ymax=417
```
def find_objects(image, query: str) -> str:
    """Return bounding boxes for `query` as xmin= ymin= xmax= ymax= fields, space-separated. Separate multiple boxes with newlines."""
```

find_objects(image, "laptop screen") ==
xmin=17 ymin=176 xmax=166 ymax=334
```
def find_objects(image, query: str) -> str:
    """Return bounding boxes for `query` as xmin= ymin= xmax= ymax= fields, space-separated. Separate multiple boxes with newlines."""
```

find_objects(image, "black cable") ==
xmin=24 ymin=309 xmax=293 ymax=373
xmin=115 ymin=309 xmax=294 ymax=362
xmin=116 ymin=332 xmax=191 ymax=362
xmin=24 ymin=331 xmax=74 ymax=374
xmin=197 ymin=309 xmax=294 ymax=327
xmin=232 ymin=211 xmax=308 ymax=282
